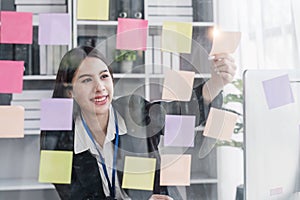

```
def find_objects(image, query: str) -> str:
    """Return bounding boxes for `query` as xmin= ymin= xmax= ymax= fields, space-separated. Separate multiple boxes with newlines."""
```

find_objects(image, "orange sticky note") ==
xmin=39 ymin=150 xmax=73 ymax=184
xmin=0 ymin=11 xmax=33 ymax=44
xmin=0 ymin=60 xmax=24 ymax=93
xmin=160 ymin=154 xmax=191 ymax=186
xmin=203 ymin=108 xmax=238 ymax=141
xmin=209 ymin=31 xmax=241 ymax=55
xmin=162 ymin=69 xmax=195 ymax=101
xmin=0 ymin=106 xmax=24 ymax=138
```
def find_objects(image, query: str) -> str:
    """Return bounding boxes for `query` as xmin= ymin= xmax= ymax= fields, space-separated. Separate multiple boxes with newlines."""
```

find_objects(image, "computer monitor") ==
xmin=244 ymin=69 xmax=300 ymax=200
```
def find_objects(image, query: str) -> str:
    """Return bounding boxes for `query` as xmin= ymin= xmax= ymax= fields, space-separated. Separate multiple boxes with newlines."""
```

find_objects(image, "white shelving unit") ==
xmin=0 ymin=0 xmax=218 ymax=199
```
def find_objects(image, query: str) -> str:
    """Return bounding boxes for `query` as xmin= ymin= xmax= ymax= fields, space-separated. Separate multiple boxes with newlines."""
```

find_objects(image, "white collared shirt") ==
xmin=74 ymin=105 xmax=131 ymax=200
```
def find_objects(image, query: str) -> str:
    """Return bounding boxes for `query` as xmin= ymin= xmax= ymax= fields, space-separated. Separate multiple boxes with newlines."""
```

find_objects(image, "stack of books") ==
xmin=147 ymin=0 xmax=193 ymax=23
xmin=11 ymin=90 xmax=53 ymax=133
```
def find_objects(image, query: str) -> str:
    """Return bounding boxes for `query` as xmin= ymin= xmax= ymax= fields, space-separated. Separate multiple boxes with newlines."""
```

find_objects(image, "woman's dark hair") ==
xmin=52 ymin=45 xmax=113 ymax=98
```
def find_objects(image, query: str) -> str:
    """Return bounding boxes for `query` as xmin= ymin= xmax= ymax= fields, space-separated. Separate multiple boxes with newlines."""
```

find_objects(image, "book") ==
xmin=12 ymin=90 xmax=53 ymax=100
xmin=15 ymin=0 xmax=66 ymax=4
xmin=39 ymin=45 xmax=47 ymax=75
xmin=131 ymin=0 xmax=144 ymax=19
xmin=109 ymin=0 xmax=118 ymax=20
xmin=145 ymin=35 xmax=154 ymax=74
xmin=153 ymin=35 xmax=162 ymax=74
xmin=77 ymin=36 xmax=107 ymax=57
xmin=147 ymin=0 xmax=192 ymax=7
xmin=1 ymin=0 xmax=15 ymax=11
xmin=162 ymin=51 xmax=171 ymax=73
xmin=147 ymin=16 xmax=193 ymax=23
xmin=117 ymin=0 xmax=131 ymax=18
xmin=46 ymin=45 xmax=54 ymax=75
xmin=192 ymin=0 xmax=213 ymax=22
xmin=0 ymin=44 xmax=14 ymax=60
xmin=148 ymin=7 xmax=193 ymax=15
xmin=0 ymin=94 xmax=12 ymax=105
xmin=14 ymin=44 xmax=32 ymax=75
xmin=16 ymin=5 xmax=67 ymax=13
xmin=32 ymin=26 xmax=40 ymax=75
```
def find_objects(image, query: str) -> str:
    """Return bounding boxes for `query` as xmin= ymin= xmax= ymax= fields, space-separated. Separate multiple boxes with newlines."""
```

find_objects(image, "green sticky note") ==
xmin=39 ymin=150 xmax=73 ymax=184
xmin=77 ymin=0 xmax=109 ymax=20
xmin=162 ymin=21 xmax=193 ymax=53
xmin=122 ymin=156 xmax=156 ymax=191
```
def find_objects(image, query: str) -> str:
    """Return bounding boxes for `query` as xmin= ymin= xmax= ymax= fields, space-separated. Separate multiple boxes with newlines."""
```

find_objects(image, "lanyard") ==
xmin=80 ymin=109 xmax=119 ymax=199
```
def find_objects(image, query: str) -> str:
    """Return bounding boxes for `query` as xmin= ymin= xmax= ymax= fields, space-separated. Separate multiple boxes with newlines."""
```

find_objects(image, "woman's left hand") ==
xmin=210 ymin=53 xmax=237 ymax=88
xmin=202 ymin=53 xmax=237 ymax=103
xmin=149 ymin=194 xmax=174 ymax=200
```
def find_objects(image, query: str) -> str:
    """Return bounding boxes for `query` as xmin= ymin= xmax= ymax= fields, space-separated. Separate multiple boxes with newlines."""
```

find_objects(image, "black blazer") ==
xmin=40 ymin=82 xmax=222 ymax=200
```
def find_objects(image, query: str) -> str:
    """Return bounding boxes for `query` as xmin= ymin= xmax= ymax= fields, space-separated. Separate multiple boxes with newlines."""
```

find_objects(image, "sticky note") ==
xmin=40 ymin=98 xmax=73 ymax=130
xmin=203 ymin=108 xmax=238 ymax=141
xmin=0 ymin=60 xmax=24 ymax=93
xmin=39 ymin=150 xmax=73 ymax=184
xmin=262 ymin=74 xmax=294 ymax=109
xmin=38 ymin=13 xmax=71 ymax=45
xmin=116 ymin=18 xmax=148 ymax=50
xmin=77 ymin=0 xmax=109 ymax=20
xmin=122 ymin=156 xmax=156 ymax=191
xmin=0 ymin=106 xmax=24 ymax=138
xmin=0 ymin=11 xmax=33 ymax=44
xmin=162 ymin=21 xmax=193 ymax=53
xmin=209 ymin=31 xmax=241 ymax=55
xmin=164 ymin=115 xmax=195 ymax=147
xmin=162 ymin=69 xmax=195 ymax=101
xmin=160 ymin=154 xmax=191 ymax=186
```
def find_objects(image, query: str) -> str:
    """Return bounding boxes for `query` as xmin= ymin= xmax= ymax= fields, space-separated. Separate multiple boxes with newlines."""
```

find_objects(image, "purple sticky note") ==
xmin=40 ymin=98 xmax=73 ymax=130
xmin=116 ymin=18 xmax=148 ymax=50
xmin=262 ymin=74 xmax=294 ymax=109
xmin=38 ymin=13 xmax=70 ymax=45
xmin=164 ymin=115 xmax=195 ymax=147
xmin=0 ymin=60 xmax=24 ymax=93
xmin=0 ymin=11 xmax=33 ymax=44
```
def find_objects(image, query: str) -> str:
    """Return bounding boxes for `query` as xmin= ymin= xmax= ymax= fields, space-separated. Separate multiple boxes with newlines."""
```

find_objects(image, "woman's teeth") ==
xmin=95 ymin=96 xmax=106 ymax=102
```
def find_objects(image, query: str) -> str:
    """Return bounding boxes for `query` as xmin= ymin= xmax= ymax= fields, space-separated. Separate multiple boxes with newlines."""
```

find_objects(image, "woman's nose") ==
xmin=95 ymin=79 xmax=105 ymax=91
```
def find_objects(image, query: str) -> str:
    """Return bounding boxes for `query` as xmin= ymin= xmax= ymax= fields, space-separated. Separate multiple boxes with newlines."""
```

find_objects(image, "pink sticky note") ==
xmin=0 ymin=60 xmax=24 ymax=93
xmin=160 ymin=154 xmax=191 ymax=186
xmin=0 ymin=11 xmax=33 ymax=44
xmin=116 ymin=18 xmax=148 ymax=50
xmin=164 ymin=115 xmax=195 ymax=147
xmin=40 ymin=98 xmax=73 ymax=130
xmin=0 ymin=106 xmax=24 ymax=138
xmin=209 ymin=31 xmax=241 ymax=55
xmin=39 ymin=13 xmax=71 ymax=45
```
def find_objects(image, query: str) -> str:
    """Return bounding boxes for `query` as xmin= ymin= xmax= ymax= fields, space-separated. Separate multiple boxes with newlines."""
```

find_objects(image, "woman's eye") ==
xmin=82 ymin=78 xmax=92 ymax=83
xmin=100 ymin=74 xmax=109 ymax=79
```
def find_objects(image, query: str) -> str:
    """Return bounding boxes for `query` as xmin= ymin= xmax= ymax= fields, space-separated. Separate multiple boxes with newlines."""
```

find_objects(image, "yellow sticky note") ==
xmin=39 ymin=150 xmax=73 ymax=184
xmin=0 ymin=106 xmax=24 ymax=138
xmin=162 ymin=21 xmax=193 ymax=53
xmin=122 ymin=156 xmax=156 ymax=191
xmin=209 ymin=31 xmax=241 ymax=55
xmin=77 ymin=0 xmax=109 ymax=20
xmin=203 ymin=108 xmax=238 ymax=141
xmin=160 ymin=154 xmax=191 ymax=186
xmin=162 ymin=69 xmax=195 ymax=101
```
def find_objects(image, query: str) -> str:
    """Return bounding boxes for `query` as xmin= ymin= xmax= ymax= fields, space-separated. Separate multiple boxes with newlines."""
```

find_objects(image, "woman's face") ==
xmin=71 ymin=57 xmax=114 ymax=116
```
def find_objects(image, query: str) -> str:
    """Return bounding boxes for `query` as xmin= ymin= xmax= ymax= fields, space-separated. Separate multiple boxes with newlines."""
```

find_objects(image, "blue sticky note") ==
xmin=40 ymin=98 xmax=73 ymax=130
xmin=38 ymin=13 xmax=71 ymax=45
xmin=262 ymin=74 xmax=294 ymax=109
xmin=164 ymin=115 xmax=195 ymax=147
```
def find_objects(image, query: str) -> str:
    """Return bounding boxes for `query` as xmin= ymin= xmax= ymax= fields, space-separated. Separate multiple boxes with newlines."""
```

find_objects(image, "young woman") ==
xmin=41 ymin=46 xmax=236 ymax=200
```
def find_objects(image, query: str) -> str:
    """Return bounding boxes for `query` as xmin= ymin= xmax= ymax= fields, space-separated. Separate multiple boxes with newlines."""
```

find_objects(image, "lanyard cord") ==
xmin=80 ymin=108 xmax=119 ymax=199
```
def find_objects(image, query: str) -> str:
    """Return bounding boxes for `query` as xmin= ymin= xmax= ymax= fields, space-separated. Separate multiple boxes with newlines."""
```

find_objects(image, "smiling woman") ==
xmin=40 ymin=45 xmax=234 ymax=200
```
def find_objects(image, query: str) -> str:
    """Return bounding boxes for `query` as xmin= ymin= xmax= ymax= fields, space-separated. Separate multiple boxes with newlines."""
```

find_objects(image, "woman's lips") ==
xmin=92 ymin=95 xmax=108 ymax=105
